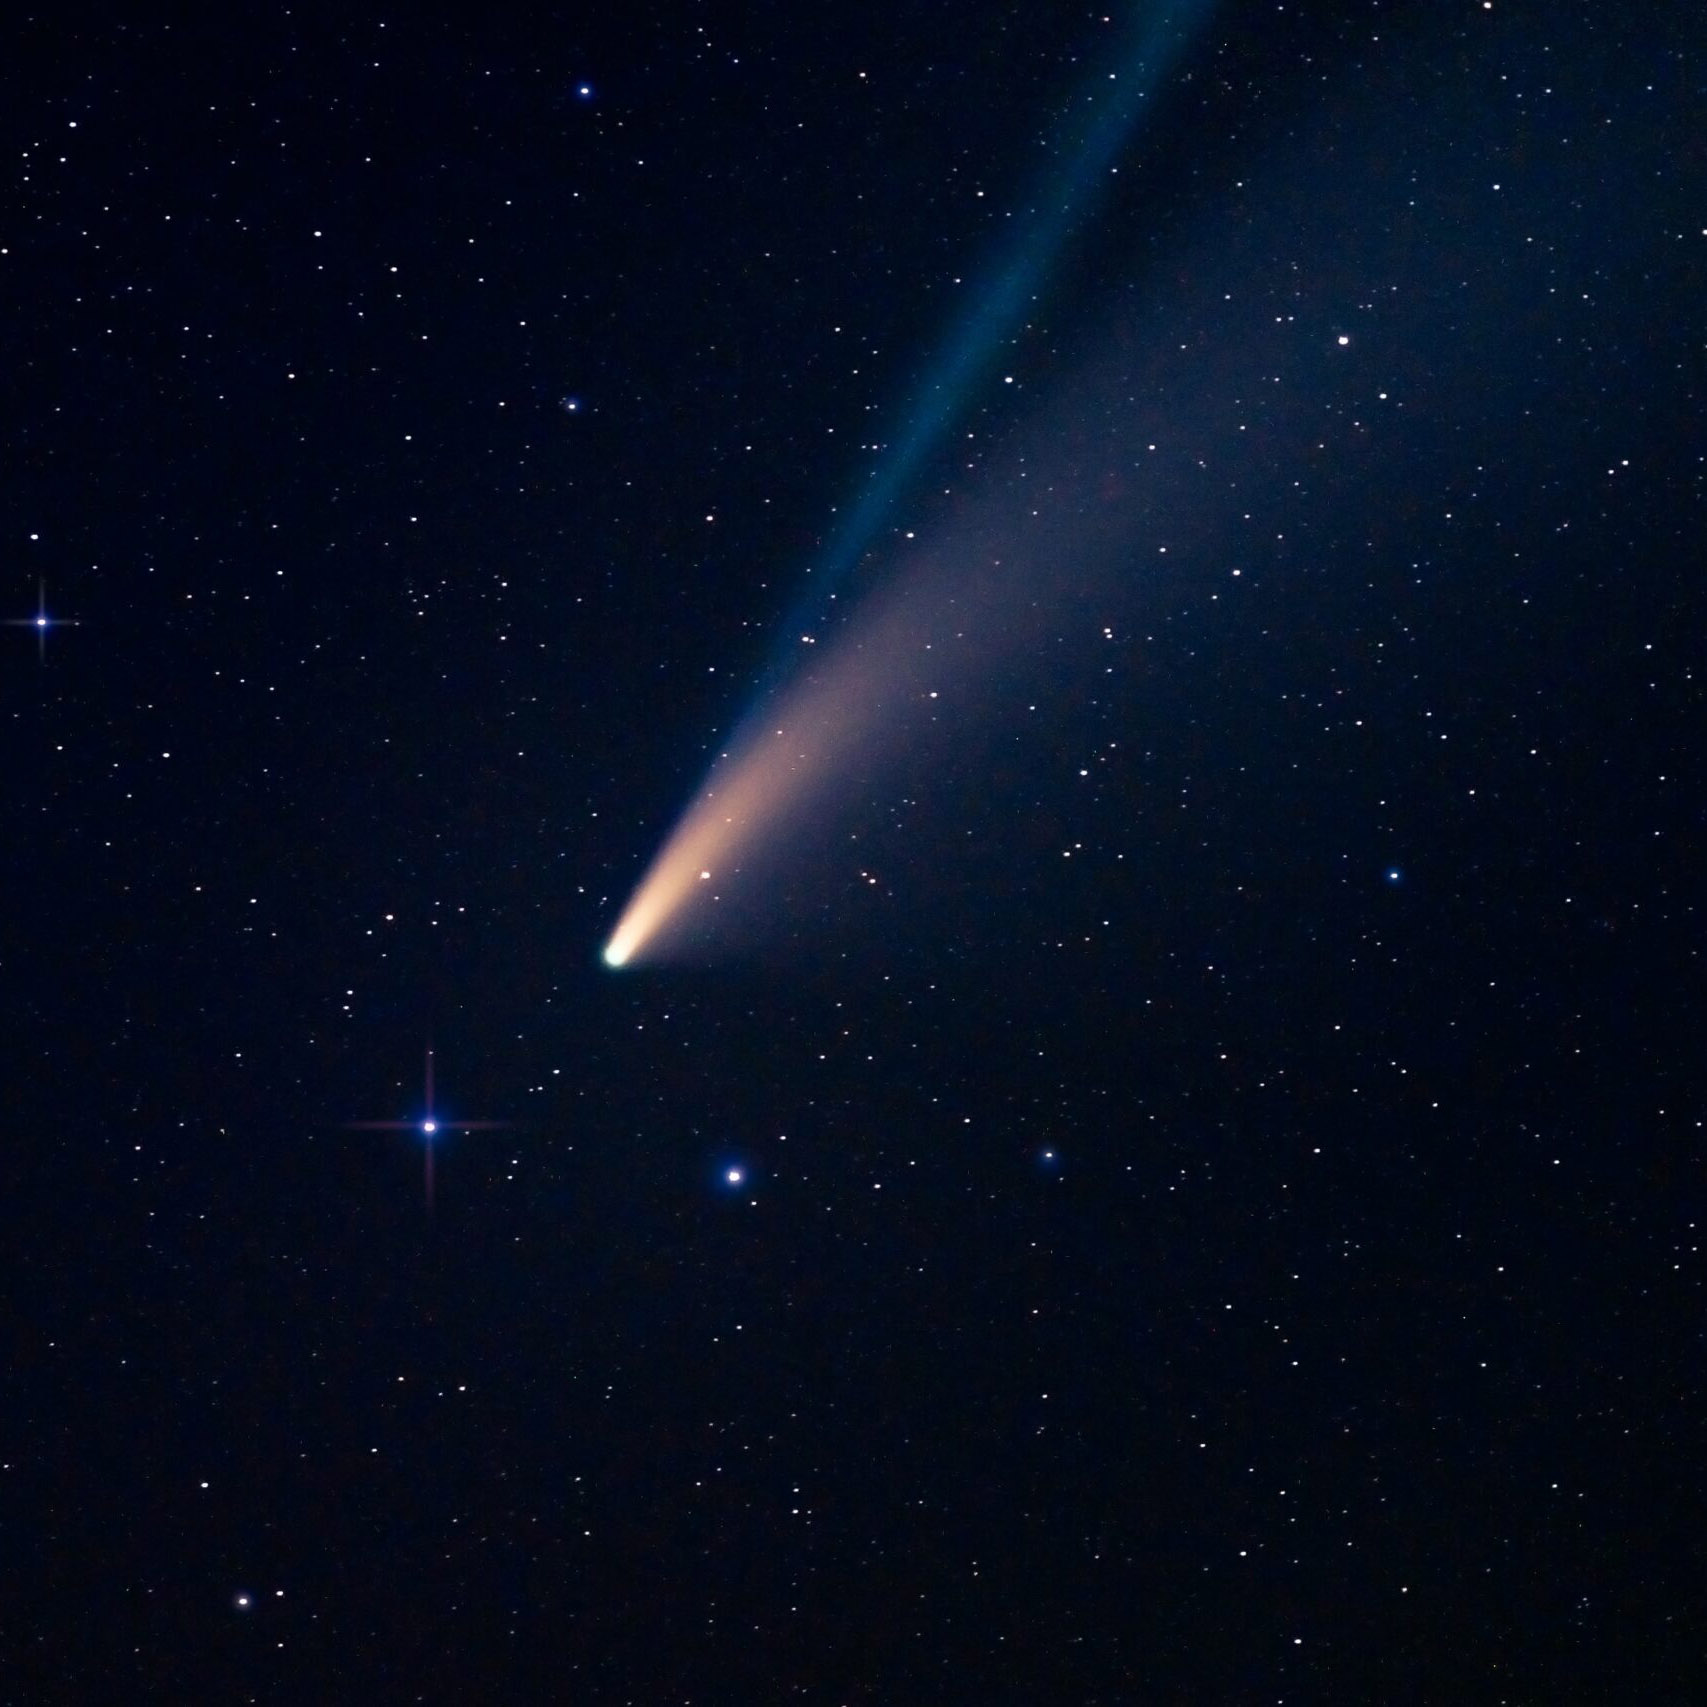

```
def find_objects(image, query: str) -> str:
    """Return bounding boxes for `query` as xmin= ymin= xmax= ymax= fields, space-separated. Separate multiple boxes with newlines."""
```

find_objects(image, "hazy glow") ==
xmin=603 ymin=527 xmax=1052 ymax=965
xmin=758 ymin=0 xmax=1215 ymax=686
xmin=603 ymin=568 xmax=920 ymax=963
xmin=603 ymin=0 xmax=1216 ymax=966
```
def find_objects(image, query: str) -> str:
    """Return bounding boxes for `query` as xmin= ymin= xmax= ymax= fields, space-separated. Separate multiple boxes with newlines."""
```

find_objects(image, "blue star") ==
xmin=5 ymin=577 xmax=79 ymax=661
xmin=575 ymin=82 xmax=595 ymax=101
xmin=1384 ymin=867 xmax=1404 ymax=885
xmin=715 ymin=1159 xmax=756 ymax=1194
xmin=348 ymin=1047 xmax=508 ymax=1211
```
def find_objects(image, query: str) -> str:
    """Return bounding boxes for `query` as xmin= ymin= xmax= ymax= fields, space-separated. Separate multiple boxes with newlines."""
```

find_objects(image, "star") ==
xmin=5 ymin=577 xmax=79 ymax=661
xmin=348 ymin=1046 xmax=508 ymax=1211
xmin=714 ymin=1159 xmax=758 ymax=1195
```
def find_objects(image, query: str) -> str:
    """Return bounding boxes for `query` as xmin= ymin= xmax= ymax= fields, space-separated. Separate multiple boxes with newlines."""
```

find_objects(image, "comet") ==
xmin=603 ymin=0 xmax=1214 ymax=967
xmin=603 ymin=561 xmax=943 ymax=966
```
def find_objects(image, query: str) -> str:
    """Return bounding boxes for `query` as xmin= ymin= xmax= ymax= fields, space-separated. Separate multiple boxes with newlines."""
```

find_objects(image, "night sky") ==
xmin=3 ymin=2 xmax=1702 ymax=1700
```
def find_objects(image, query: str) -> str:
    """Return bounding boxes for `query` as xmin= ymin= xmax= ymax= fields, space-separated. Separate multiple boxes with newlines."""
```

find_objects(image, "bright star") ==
xmin=725 ymin=1167 xmax=744 ymax=1186
xmin=6 ymin=578 xmax=79 ymax=661
xmin=348 ymin=1047 xmax=508 ymax=1211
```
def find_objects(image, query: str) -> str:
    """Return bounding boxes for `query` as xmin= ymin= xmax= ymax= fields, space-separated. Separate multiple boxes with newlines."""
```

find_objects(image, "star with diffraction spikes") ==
xmin=347 ymin=1046 xmax=508 ymax=1212
xmin=5 ymin=578 xmax=79 ymax=662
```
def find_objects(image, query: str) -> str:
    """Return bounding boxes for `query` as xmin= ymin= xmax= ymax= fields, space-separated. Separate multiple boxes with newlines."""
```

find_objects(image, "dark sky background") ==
xmin=2 ymin=2 xmax=1701 ymax=1700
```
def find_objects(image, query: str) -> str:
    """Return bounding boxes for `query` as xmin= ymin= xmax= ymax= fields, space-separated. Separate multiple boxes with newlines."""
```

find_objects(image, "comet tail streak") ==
xmin=605 ymin=0 xmax=1213 ymax=966
xmin=603 ymin=586 xmax=920 ymax=967
xmin=757 ymin=0 xmax=1214 ymax=688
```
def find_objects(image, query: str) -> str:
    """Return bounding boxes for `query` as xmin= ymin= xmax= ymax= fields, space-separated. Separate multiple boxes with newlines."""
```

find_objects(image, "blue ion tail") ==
xmin=748 ymin=0 xmax=1217 ymax=713
xmin=604 ymin=2 xmax=1216 ymax=970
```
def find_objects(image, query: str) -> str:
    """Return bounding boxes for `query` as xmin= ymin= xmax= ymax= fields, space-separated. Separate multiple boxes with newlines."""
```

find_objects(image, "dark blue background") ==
xmin=2 ymin=2 xmax=1700 ymax=1698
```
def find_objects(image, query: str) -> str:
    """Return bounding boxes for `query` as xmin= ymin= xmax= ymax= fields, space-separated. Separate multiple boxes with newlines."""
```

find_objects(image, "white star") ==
xmin=6 ymin=578 xmax=79 ymax=661
xmin=348 ymin=1047 xmax=508 ymax=1210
